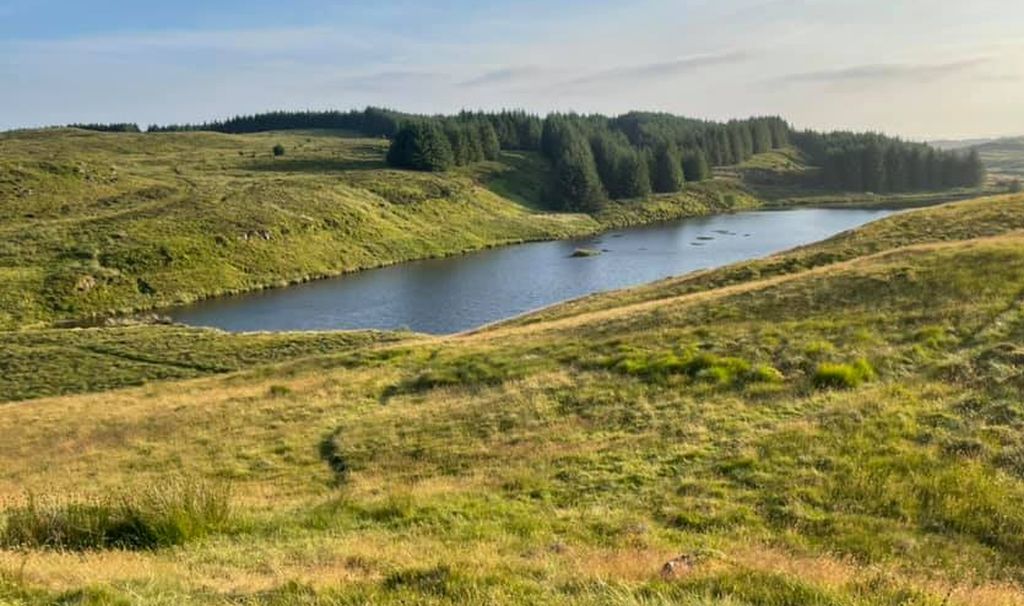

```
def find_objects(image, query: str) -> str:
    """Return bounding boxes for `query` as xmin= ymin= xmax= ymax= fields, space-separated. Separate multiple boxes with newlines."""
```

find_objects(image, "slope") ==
xmin=2 ymin=194 xmax=1024 ymax=604
xmin=0 ymin=128 xmax=757 ymax=330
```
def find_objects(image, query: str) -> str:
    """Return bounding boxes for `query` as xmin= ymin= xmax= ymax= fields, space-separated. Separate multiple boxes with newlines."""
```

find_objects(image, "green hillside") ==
xmin=3 ymin=194 xmax=1024 ymax=604
xmin=0 ymin=325 xmax=415 ymax=403
xmin=0 ymin=128 xmax=757 ymax=329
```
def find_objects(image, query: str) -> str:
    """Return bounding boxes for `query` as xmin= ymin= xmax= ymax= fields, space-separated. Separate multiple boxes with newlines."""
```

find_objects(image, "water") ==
xmin=170 ymin=208 xmax=892 ymax=334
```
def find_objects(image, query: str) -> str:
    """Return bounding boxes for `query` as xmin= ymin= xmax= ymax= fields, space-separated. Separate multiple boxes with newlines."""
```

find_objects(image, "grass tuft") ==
xmin=812 ymin=358 xmax=876 ymax=389
xmin=0 ymin=477 xmax=232 ymax=550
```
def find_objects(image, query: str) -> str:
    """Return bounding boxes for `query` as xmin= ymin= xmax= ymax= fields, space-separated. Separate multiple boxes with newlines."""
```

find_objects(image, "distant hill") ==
xmin=929 ymin=137 xmax=995 ymax=151
xmin=972 ymin=136 xmax=1024 ymax=178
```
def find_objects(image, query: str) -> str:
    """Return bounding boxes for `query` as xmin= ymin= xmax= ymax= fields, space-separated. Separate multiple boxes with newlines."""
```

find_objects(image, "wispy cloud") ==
xmin=336 ymin=70 xmax=448 ymax=92
xmin=5 ymin=26 xmax=378 ymax=56
xmin=777 ymin=58 xmax=989 ymax=84
xmin=458 ymin=66 xmax=546 ymax=88
xmin=565 ymin=51 xmax=749 ymax=87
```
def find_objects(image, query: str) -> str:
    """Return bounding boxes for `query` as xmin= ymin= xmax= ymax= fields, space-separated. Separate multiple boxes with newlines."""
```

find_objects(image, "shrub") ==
xmin=268 ymin=384 xmax=292 ymax=398
xmin=748 ymin=364 xmax=785 ymax=383
xmin=606 ymin=349 xmax=782 ymax=387
xmin=0 ymin=477 xmax=232 ymax=550
xmin=812 ymin=358 xmax=876 ymax=389
xmin=272 ymin=144 xmax=286 ymax=157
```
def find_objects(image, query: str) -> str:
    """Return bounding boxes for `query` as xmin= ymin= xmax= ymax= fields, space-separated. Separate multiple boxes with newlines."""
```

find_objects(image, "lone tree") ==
xmin=272 ymin=144 xmax=286 ymax=157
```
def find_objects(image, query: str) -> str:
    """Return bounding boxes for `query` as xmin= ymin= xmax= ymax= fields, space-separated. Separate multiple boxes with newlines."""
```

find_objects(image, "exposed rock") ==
xmin=660 ymin=553 xmax=697 ymax=580
xmin=102 ymin=313 xmax=173 ymax=327
xmin=74 ymin=275 xmax=97 ymax=293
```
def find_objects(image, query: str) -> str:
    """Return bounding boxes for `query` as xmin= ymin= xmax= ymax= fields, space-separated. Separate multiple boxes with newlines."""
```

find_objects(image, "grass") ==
xmin=3 ymin=195 xmax=1024 ymax=602
xmin=0 ymin=128 xmax=760 ymax=330
xmin=5 ymin=132 xmax=1024 ymax=602
xmin=1 ymin=477 xmax=232 ymax=550
xmin=0 ymin=325 xmax=414 ymax=403
xmin=508 ymin=193 xmax=1024 ymax=326
xmin=812 ymin=358 xmax=875 ymax=389
xmin=976 ymin=136 xmax=1024 ymax=179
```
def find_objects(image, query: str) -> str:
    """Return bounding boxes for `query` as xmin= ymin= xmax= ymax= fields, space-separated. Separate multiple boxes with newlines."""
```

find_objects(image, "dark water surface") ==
xmin=170 ymin=208 xmax=892 ymax=334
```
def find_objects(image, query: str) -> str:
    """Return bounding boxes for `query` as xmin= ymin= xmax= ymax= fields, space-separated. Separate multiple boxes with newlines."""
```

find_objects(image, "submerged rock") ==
xmin=570 ymin=248 xmax=601 ymax=258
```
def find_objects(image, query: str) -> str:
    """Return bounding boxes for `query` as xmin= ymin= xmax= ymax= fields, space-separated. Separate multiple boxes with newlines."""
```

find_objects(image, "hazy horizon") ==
xmin=2 ymin=0 xmax=1022 ymax=140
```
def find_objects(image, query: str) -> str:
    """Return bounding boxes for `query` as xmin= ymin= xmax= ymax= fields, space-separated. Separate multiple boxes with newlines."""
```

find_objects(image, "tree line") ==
xmin=792 ymin=130 xmax=985 ymax=191
xmin=72 ymin=107 xmax=985 ymax=206
xmin=383 ymin=112 xmax=781 ymax=211
xmin=385 ymin=118 xmax=501 ymax=171
xmin=67 ymin=123 xmax=141 ymax=133
xmin=146 ymin=108 xmax=403 ymax=138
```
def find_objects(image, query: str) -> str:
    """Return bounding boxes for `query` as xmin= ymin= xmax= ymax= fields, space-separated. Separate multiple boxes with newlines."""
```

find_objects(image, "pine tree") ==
xmin=553 ymin=133 xmax=607 ymax=212
xmin=729 ymin=128 xmax=745 ymax=165
xmin=478 ymin=121 xmax=501 ymax=160
xmin=589 ymin=132 xmax=620 ymax=195
xmin=614 ymin=148 xmax=652 ymax=198
xmin=964 ymin=149 xmax=986 ymax=187
xmin=752 ymin=120 xmax=772 ymax=154
xmin=861 ymin=143 xmax=885 ymax=192
xmin=651 ymin=143 xmax=685 ymax=193
xmin=386 ymin=122 xmax=455 ymax=172
xmin=683 ymin=150 xmax=711 ymax=182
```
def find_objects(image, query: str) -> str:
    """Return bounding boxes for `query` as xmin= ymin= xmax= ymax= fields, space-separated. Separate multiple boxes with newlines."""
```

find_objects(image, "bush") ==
xmin=268 ymin=384 xmax=292 ymax=398
xmin=0 ymin=477 xmax=232 ymax=550
xmin=748 ymin=364 xmax=785 ymax=383
xmin=272 ymin=144 xmax=286 ymax=157
xmin=608 ymin=349 xmax=782 ymax=387
xmin=812 ymin=358 xmax=876 ymax=389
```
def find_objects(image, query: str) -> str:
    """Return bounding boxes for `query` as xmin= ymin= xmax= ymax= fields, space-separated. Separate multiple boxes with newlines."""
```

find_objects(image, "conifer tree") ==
xmin=615 ymin=149 xmax=652 ymax=198
xmin=683 ymin=150 xmax=711 ymax=182
xmin=651 ymin=143 xmax=685 ymax=193
xmin=553 ymin=132 xmax=607 ymax=212
xmin=386 ymin=121 xmax=455 ymax=172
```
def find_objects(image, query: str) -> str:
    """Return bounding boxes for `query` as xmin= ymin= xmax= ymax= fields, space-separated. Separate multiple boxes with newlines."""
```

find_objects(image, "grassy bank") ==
xmin=0 ymin=128 xmax=758 ymax=330
xmin=3 ymin=194 xmax=1024 ymax=603
xmin=0 ymin=325 xmax=414 ymax=403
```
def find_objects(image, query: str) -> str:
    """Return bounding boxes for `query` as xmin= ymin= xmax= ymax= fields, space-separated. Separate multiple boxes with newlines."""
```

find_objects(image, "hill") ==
xmin=0 ymin=128 xmax=756 ymax=329
xmin=929 ymin=138 xmax=996 ymax=151
xmin=3 ymin=193 xmax=1024 ymax=604
xmin=973 ymin=136 xmax=1024 ymax=179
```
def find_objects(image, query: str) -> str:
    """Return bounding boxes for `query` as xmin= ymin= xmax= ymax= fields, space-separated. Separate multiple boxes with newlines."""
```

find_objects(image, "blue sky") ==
xmin=2 ymin=0 xmax=1023 ymax=138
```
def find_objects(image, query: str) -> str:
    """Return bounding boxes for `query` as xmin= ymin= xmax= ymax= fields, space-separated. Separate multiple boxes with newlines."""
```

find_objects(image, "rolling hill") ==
xmin=3 ymin=193 xmax=1024 ymax=604
xmin=0 ymin=128 xmax=759 ymax=329
xmin=974 ymin=136 xmax=1024 ymax=179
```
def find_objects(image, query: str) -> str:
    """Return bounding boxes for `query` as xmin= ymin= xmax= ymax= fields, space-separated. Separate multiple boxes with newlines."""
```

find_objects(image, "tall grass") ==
xmin=812 ymin=358 xmax=876 ymax=389
xmin=0 ymin=477 xmax=231 ymax=550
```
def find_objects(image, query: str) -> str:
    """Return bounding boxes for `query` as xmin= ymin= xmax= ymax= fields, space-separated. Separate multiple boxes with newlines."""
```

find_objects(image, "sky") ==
xmin=2 ymin=0 xmax=1023 ymax=139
